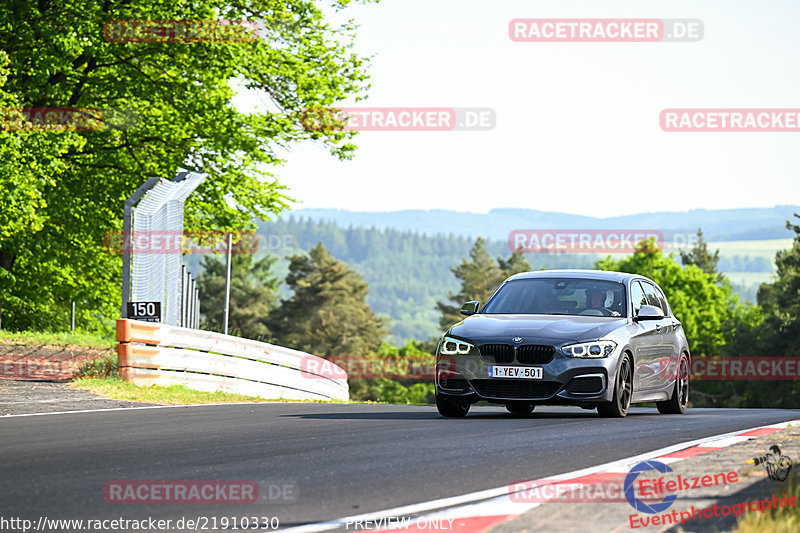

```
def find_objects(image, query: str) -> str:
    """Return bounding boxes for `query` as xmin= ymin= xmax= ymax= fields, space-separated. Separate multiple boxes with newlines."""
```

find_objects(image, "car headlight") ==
xmin=562 ymin=340 xmax=617 ymax=358
xmin=439 ymin=336 xmax=474 ymax=355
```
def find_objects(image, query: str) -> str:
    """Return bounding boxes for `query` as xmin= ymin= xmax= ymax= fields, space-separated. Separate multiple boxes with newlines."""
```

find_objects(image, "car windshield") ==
xmin=482 ymin=278 xmax=627 ymax=317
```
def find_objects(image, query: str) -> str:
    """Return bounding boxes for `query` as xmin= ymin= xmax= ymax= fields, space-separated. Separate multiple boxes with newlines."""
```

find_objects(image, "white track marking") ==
xmin=281 ymin=419 xmax=800 ymax=533
xmin=0 ymin=401 xmax=292 ymax=418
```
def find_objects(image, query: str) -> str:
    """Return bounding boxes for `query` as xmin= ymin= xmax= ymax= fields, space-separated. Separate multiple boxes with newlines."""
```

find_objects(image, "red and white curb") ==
xmin=282 ymin=419 xmax=800 ymax=533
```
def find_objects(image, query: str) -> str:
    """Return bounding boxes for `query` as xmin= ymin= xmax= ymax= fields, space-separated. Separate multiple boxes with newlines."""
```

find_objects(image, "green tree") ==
xmin=498 ymin=251 xmax=532 ymax=279
xmin=0 ymin=50 xmax=88 ymax=330
xmin=436 ymin=238 xmax=530 ymax=329
xmin=197 ymin=252 xmax=279 ymax=340
xmin=376 ymin=339 xmax=436 ymax=357
xmin=700 ymin=215 xmax=800 ymax=409
xmin=266 ymin=243 xmax=389 ymax=355
xmin=680 ymin=229 xmax=722 ymax=280
xmin=758 ymin=213 xmax=800 ymax=356
xmin=596 ymin=239 xmax=734 ymax=357
xmin=0 ymin=0 xmax=372 ymax=330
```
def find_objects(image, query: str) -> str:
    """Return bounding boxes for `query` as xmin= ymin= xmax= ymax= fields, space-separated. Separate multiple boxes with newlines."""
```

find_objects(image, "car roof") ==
xmin=505 ymin=269 xmax=650 ymax=284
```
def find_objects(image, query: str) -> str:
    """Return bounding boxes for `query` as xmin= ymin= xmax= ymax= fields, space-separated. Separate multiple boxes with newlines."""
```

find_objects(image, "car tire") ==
xmin=505 ymin=402 xmax=535 ymax=416
xmin=657 ymin=355 xmax=689 ymax=415
xmin=598 ymin=353 xmax=633 ymax=418
xmin=436 ymin=392 xmax=470 ymax=417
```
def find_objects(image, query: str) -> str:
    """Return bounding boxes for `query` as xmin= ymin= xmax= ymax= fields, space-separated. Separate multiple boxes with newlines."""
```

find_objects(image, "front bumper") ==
xmin=436 ymin=347 xmax=617 ymax=405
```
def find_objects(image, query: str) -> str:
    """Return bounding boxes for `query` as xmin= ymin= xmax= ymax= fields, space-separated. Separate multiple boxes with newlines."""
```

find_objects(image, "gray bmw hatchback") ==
xmin=435 ymin=270 xmax=690 ymax=418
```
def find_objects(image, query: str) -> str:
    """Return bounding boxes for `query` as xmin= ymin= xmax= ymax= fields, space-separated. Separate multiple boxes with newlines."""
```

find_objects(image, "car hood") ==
xmin=448 ymin=314 xmax=627 ymax=344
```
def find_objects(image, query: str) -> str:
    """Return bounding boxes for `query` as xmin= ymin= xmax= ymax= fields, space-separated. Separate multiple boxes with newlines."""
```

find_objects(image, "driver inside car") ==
xmin=587 ymin=289 xmax=620 ymax=316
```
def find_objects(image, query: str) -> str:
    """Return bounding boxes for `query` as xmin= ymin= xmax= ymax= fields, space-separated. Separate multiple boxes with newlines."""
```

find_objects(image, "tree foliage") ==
xmin=596 ymin=240 xmax=735 ymax=357
xmin=265 ymin=243 xmax=389 ymax=355
xmin=695 ymin=215 xmax=800 ymax=408
xmin=757 ymin=213 xmax=800 ymax=356
xmin=197 ymin=252 xmax=279 ymax=340
xmin=0 ymin=0 xmax=372 ymax=330
xmin=436 ymin=237 xmax=531 ymax=330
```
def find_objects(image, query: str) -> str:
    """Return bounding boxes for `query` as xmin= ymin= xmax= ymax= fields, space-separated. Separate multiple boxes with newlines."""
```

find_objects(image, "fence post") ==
xmin=223 ymin=232 xmax=232 ymax=335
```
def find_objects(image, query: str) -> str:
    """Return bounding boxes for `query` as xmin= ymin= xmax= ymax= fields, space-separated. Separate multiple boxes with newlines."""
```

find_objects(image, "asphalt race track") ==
xmin=2 ymin=404 xmax=799 ymax=529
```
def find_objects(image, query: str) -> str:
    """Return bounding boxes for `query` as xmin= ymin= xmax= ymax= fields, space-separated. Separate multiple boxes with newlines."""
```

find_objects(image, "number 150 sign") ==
xmin=126 ymin=301 xmax=161 ymax=322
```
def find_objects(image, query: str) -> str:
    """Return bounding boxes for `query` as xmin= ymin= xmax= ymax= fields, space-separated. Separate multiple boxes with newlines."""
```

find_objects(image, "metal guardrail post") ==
xmin=193 ymin=286 xmax=200 ymax=328
xmin=223 ymin=232 xmax=232 ymax=335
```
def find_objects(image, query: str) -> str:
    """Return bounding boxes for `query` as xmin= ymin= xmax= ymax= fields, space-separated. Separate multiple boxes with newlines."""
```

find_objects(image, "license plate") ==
xmin=488 ymin=366 xmax=543 ymax=379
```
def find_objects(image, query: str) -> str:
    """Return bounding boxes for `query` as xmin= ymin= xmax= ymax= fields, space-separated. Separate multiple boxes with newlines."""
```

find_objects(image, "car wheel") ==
xmin=436 ymin=392 xmax=470 ymax=417
xmin=657 ymin=355 xmax=689 ymax=414
xmin=505 ymin=402 xmax=535 ymax=416
xmin=598 ymin=353 xmax=633 ymax=418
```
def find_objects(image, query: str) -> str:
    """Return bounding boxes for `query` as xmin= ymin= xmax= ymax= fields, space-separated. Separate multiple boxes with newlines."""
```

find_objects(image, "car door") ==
xmin=640 ymin=281 xmax=674 ymax=390
xmin=652 ymin=283 xmax=683 ymax=384
xmin=628 ymin=280 xmax=663 ymax=392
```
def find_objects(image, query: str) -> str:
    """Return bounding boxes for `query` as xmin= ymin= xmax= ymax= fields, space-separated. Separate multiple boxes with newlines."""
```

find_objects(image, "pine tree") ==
xmin=436 ymin=238 xmax=531 ymax=329
xmin=498 ymin=251 xmax=531 ymax=279
xmin=266 ymin=243 xmax=389 ymax=355
xmin=197 ymin=253 xmax=279 ymax=340
xmin=757 ymin=213 xmax=800 ymax=355
xmin=680 ymin=229 xmax=722 ymax=279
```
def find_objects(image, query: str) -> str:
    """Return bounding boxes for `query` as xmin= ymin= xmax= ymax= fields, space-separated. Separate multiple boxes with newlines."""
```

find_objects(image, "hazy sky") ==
xmin=235 ymin=0 xmax=800 ymax=218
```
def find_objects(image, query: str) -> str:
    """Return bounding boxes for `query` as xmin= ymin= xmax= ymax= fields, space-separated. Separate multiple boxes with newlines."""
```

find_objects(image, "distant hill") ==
xmin=289 ymin=206 xmax=800 ymax=242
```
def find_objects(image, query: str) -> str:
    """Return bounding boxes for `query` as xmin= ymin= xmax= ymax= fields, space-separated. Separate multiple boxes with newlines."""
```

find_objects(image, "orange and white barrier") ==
xmin=116 ymin=319 xmax=348 ymax=401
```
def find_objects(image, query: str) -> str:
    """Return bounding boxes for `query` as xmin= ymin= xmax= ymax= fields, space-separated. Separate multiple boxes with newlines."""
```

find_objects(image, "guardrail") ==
xmin=116 ymin=319 xmax=349 ymax=401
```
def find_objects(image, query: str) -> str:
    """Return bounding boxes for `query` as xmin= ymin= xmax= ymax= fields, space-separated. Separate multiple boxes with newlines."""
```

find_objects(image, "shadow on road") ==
xmin=279 ymin=406 xmax=666 ymax=420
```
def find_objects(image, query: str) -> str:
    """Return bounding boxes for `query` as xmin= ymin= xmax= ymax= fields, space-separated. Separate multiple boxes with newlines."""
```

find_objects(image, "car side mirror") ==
xmin=635 ymin=304 xmax=664 ymax=322
xmin=460 ymin=300 xmax=480 ymax=316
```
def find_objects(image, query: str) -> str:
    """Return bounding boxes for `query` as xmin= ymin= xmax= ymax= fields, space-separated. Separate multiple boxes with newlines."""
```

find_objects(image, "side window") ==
xmin=654 ymin=285 xmax=671 ymax=316
xmin=629 ymin=281 xmax=647 ymax=316
xmin=641 ymin=282 xmax=664 ymax=313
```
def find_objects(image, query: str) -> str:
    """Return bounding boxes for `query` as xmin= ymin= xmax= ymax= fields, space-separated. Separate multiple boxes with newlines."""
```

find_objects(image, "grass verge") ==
xmin=72 ymin=377 xmax=281 ymax=405
xmin=734 ymin=476 xmax=799 ymax=532
xmin=0 ymin=330 xmax=115 ymax=349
